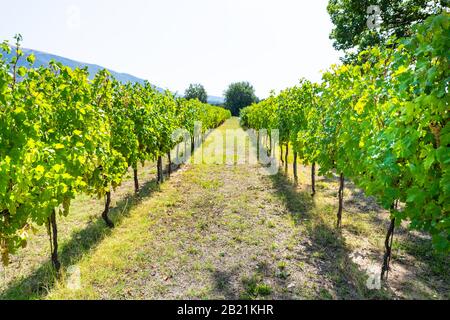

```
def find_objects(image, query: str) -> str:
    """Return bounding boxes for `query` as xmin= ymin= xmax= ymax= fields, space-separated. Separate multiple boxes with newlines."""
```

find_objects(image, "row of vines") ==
xmin=0 ymin=37 xmax=231 ymax=270
xmin=240 ymin=13 xmax=449 ymax=279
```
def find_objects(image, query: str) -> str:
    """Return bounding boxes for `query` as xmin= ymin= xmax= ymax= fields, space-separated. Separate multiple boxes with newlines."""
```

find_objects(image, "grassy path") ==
xmin=1 ymin=118 xmax=448 ymax=299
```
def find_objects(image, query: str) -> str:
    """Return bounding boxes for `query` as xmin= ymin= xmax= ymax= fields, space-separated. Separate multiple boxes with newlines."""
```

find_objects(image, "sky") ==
xmin=0 ymin=0 xmax=342 ymax=98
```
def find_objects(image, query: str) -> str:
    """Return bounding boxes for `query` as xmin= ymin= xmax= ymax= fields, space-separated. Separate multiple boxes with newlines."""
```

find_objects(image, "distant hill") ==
xmin=206 ymin=96 xmax=225 ymax=105
xmin=2 ymin=47 xmax=224 ymax=105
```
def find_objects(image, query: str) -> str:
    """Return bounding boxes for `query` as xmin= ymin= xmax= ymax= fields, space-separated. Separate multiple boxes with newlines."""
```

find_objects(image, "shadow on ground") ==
xmin=0 ymin=177 xmax=163 ymax=300
xmin=267 ymin=171 xmax=394 ymax=299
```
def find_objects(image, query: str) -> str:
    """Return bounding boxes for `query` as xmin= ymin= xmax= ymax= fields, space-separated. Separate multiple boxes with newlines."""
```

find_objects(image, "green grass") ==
xmin=240 ymin=274 xmax=272 ymax=299
xmin=0 ymin=117 xmax=448 ymax=300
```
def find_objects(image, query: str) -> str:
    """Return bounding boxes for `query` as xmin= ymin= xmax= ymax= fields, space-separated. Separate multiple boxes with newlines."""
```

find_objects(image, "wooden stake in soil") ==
xmin=336 ymin=173 xmax=344 ymax=228
xmin=285 ymin=144 xmax=289 ymax=173
xmin=280 ymin=144 xmax=284 ymax=164
xmin=293 ymin=152 xmax=298 ymax=182
xmin=311 ymin=162 xmax=316 ymax=196
xmin=49 ymin=209 xmax=60 ymax=272
xmin=257 ymin=131 xmax=260 ymax=161
xmin=133 ymin=167 xmax=139 ymax=194
xmin=381 ymin=213 xmax=396 ymax=281
xmin=167 ymin=151 xmax=172 ymax=177
xmin=102 ymin=191 xmax=114 ymax=228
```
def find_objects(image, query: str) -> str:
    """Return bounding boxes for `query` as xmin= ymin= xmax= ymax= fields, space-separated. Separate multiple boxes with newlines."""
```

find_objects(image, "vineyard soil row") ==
xmin=1 ymin=118 xmax=447 ymax=300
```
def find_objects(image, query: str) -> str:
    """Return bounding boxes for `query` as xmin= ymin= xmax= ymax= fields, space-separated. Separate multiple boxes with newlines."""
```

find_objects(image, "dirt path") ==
xmin=1 ymin=118 xmax=448 ymax=300
xmin=51 ymin=117 xmax=356 ymax=299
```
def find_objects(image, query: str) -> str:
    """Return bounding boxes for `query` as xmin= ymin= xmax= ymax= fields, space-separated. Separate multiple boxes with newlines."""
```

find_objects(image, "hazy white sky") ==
xmin=0 ymin=0 xmax=342 ymax=98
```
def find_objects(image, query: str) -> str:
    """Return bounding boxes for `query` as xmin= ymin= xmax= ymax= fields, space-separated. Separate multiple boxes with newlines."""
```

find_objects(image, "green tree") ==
xmin=224 ymin=82 xmax=258 ymax=116
xmin=184 ymin=83 xmax=208 ymax=103
xmin=327 ymin=0 xmax=447 ymax=61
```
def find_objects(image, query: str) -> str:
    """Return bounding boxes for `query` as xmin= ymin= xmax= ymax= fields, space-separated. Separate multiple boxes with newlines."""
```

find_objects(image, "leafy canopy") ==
xmin=184 ymin=83 xmax=208 ymax=103
xmin=224 ymin=81 xmax=258 ymax=116
xmin=327 ymin=0 xmax=447 ymax=61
